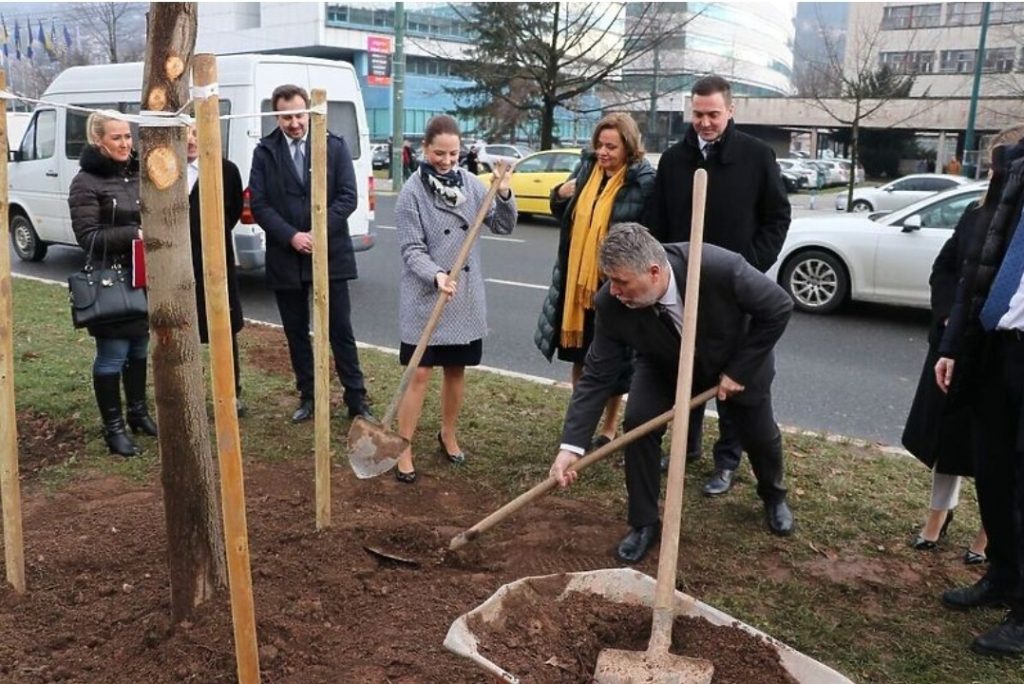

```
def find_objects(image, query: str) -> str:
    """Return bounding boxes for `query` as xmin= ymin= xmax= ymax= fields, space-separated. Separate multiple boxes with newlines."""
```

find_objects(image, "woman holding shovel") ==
xmin=534 ymin=113 xmax=655 ymax=451
xmin=392 ymin=115 xmax=516 ymax=483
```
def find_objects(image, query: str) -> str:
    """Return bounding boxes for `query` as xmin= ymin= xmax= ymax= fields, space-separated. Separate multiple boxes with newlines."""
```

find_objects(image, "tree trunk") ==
xmin=139 ymin=2 xmax=226 ymax=623
xmin=540 ymin=96 xmax=556 ymax=151
xmin=845 ymin=105 xmax=860 ymax=213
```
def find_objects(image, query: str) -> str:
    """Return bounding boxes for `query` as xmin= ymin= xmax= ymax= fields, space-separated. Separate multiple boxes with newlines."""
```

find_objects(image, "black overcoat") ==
xmin=647 ymin=120 xmax=790 ymax=272
xmin=248 ymin=127 xmax=359 ymax=290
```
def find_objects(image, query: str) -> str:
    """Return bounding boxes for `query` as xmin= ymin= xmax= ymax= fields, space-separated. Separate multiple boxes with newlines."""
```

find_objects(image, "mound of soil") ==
xmin=470 ymin=587 xmax=797 ymax=683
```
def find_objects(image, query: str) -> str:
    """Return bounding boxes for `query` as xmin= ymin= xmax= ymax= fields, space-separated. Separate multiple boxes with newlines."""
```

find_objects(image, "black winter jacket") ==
xmin=647 ymin=120 xmax=790 ymax=272
xmin=534 ymin=153 xmax=656 ymax=361
xmin=67 ymin=145 xmax=147 ymax=339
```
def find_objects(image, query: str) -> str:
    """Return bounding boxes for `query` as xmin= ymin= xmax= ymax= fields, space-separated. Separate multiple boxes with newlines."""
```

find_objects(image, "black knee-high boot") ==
xmin=123 ymin=360 xmax=158 ymax=437
xmin=93 ymin=373 xmax=139 ymax=457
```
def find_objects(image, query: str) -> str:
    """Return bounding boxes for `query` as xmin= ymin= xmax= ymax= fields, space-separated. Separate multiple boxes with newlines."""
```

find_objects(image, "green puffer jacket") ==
xmin=534 ymin=153 xmax=656 ymax=361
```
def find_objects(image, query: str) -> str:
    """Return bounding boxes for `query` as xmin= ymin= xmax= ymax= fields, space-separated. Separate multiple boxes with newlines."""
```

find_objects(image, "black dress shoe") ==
xmin=942 ymin=577 xmax=1010 ymax=611
xmin=972 ymin=611 xmax=1024 ymax=657
xmin=703 ymin=469 xmax=734 ymax=496
xmin=765 ymin=500 xmax=794 ymax=536
xmin=616 ymin=523 xmax=660 ymax=564
xmin=291 ymin=399 xmax=314 ymax=423
xmin=347 ymin=403 xmax=374 ymax=420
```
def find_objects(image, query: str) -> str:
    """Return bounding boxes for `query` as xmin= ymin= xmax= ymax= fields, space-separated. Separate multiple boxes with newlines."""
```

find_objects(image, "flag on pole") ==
xmin=63 ymin=25 xmax=72 ymax=51
xmin=1 ymin=14 xmax=8 ymax=43
xmin=45 ymin=20 xmax=56 ymax=58
xmin=36 ymin=20 xmax=44 ymax=47
xmin=13 ymin=19 xmax=21 ymax=60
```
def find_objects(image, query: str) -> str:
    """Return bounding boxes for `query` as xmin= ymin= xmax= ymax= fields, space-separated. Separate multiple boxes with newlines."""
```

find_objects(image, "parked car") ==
xmin=371 ymin=143 xmax=390 ymax=170
xmin=477 ymin=148 xmax=581 ymax=217
xmin=834 ymin=173 xmax=971 ymax=212
xmin=475 ymin=143 xmax=525 ymax=172
xmin=769 ymin=182 xmax=986 ymax=314
xmin=812 ymin=160 xmax=848 ymax=186
xmin=779 ymin=158 xmax=823 ymax=189
xmin=836 ymin=159 xmax=865 ymax=184
xmin=777 ymin=165 xmax=804 ymax=193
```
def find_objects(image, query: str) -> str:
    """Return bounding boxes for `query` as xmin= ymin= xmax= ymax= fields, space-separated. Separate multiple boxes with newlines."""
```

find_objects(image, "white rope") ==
xmin=0 ymin=88 xmax=330 ymax=125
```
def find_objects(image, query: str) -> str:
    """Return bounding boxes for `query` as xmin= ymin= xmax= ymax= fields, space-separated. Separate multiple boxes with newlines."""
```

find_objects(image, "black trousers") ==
xmin=972 ymin=332 xmax=1024 ymax=602
xmin=274 ymin=280 xmax=366 ymax=410
xmin=687 ymin=398 xmax=743 ymax=470
xmin=624 ymin=360 xmax=787 ymax=527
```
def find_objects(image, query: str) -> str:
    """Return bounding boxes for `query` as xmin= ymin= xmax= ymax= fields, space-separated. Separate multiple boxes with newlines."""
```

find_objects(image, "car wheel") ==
xmin=851 ymin=199 xmax=872 ymax=212
xmin=10 ymin=212 xmax=47 ymax=262
xmin=781 ymin=249 xmax=848 ymax=314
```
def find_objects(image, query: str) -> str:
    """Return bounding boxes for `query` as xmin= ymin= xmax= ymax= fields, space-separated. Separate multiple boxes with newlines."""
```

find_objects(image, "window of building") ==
xmin=946 ymin=2 xmax=983 ymax=26
xmin=881 ymin=4 xmax=941 ymax=29
xmin=879 ymin=51 xmax=935 ymax=74
xmin=984 ymin=47 xmax=1015 ymax=73
xmin=939 ymin=49 xmax=977 ymax=73
xmin=990 ymin=2 xmax=1024 ymax=24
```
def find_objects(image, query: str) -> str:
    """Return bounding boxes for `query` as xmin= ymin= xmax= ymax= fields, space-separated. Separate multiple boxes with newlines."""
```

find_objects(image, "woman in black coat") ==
xmin=534 ymin=113 xmax=655 ymax=450
xmin=67 ymin=112 xmax=156 ymax=457
xmin=903 ymin=194 xmax=995 ymax=563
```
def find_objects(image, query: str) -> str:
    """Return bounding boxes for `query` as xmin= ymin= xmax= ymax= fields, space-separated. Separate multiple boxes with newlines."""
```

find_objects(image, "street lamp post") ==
xmin=391 ymin=2 xmax=406 ymax=192
xmin=963 ymin=2 xmax=990 ymax=178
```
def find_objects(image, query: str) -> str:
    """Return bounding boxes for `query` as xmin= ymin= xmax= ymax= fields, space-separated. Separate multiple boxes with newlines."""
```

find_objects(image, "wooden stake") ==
xmin=193 ymin=54 xmax=261 ymax=684
xmin=311 ymin=89 xmax=331 ymax=530
xmin=0 ymin=71 xmax=25 ymax=594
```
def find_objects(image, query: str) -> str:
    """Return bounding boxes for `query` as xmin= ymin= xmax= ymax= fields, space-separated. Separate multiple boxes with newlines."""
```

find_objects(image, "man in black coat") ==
xmin=186 ymin=126 xmax=246 ymax=416
xmin=936 ymin=141 xmax=1024 ymax=657
xmin=549 ymin=223 xmax=794 ymax=564
xmin=249 ymin=84 xmax=372 ymax=423
xmin=648 ymin=75 xmax=791 ymax=499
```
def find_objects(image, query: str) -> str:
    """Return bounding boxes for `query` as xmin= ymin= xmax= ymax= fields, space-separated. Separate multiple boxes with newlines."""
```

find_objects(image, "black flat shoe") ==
xmin=437 ymin=432 xmax=465 ymax=465
xmin=395 ymin=468 xmax=417 ymax=484
xmin=765 ymin=499 xmax=794 ymax=536
xmin=291 ymin=398 xmax=314 ymax=423
xmin=965 ymin=549 xmax=987 ymax=565
xmin=913 ymin=510 xmax=955 ymax=550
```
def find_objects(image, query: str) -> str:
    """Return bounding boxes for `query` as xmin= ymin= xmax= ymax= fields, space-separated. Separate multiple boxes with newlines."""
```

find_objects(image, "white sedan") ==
xmin=834 ymin=173 xmax=970 ymax=212
xmin=770 ymin=182 xmax=987 ymax=314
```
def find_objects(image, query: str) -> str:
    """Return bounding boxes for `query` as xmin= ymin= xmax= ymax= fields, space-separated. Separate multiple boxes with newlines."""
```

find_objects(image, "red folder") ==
xmin=131 ymin=238 xmax=147 ymax=288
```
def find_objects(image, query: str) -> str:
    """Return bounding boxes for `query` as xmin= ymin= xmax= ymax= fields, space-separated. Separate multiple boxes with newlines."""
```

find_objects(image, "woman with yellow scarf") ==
xmin=534 ymin=113 xmax=656 ymax=450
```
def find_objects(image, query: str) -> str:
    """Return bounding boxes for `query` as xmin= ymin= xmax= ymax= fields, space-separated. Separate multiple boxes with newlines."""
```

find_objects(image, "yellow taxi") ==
xmin=477 ymin=148 xmax=582 ymax=217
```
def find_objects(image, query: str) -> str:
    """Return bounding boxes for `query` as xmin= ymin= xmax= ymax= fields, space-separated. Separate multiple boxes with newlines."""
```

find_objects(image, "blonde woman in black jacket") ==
xmin=67 ymin=112 xmax=155 ymax=457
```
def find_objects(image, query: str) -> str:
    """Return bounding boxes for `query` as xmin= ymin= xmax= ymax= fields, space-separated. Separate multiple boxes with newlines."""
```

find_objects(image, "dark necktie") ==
xmin=655 ymin=302 xmax=680 ymax=341
xmin=703 ymin=141 xmax=718 ymax=161
xmin=979 ymin=207 xmax=1024 ymax=331
xmin=292 ymin=140 xmax=306 ymax=181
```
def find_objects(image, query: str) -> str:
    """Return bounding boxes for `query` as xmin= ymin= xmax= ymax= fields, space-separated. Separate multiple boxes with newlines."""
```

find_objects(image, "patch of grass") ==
xmin=7 ymin=276 xmax=1021 ymax=684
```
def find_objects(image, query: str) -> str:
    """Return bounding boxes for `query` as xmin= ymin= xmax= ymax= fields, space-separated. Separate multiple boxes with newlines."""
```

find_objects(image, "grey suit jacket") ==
xmin=560 ymin=243 xmax=793 ymax=449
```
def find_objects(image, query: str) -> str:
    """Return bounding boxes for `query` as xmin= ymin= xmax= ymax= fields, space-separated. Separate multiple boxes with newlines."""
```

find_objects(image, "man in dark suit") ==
xmin=249 ymin=84 xmax=372 ymax=423
xmin=550 ymin=223 xmax=794 ymax=564
xmin=648 ymin=74 xmax=791 ymax=499
xmin=936 ymin=140 xmax=1024 ymax=656
xmin=186 ymin=126 xmax=245 ymax=415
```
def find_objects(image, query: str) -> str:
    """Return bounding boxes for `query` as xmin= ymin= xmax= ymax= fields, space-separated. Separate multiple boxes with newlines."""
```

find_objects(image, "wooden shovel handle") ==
xmin=649 ymin=168 xmax=708 ymax=655
xmin=381 ymin=165 xmax=511 ymax=429
xmin=448 ymin=387 xmax=717 ymax=551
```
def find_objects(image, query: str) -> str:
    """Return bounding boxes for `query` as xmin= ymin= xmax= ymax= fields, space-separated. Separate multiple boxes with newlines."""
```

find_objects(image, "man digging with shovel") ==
xmin=550 ymin=223 xmax=795 ymax=564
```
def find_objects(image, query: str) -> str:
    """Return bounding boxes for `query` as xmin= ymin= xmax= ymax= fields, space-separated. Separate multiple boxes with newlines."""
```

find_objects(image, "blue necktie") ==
xmin=979 ymin=206 xmax=1024 ymax=331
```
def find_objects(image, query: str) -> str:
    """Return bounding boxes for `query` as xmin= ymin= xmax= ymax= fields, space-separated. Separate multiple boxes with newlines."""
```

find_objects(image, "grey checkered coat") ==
xmin=396 ymin=168 xmax=517 ymax=345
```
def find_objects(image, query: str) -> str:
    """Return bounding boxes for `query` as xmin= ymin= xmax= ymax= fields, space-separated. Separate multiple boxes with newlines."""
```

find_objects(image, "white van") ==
xmin=7 ymin=54 xmax=376 ymax=268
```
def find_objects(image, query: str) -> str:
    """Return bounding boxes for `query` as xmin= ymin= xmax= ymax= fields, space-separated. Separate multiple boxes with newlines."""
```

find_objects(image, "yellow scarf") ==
xmin=560 ymin=163 xmax=627 ymax=348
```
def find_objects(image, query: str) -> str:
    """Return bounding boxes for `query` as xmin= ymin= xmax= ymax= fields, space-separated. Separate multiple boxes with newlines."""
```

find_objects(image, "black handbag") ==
xmin=68 ymin=233 xmax=147 ymax=329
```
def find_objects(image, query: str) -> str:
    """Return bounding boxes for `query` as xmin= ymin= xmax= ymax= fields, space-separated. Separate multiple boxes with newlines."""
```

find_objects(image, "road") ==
xmin=17 ymin=193 xmax=931 ymax=447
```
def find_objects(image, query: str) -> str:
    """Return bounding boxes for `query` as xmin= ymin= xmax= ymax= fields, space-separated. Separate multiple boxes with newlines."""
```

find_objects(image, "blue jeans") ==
xmin=93 ymin=336 xmax=149 ymax=375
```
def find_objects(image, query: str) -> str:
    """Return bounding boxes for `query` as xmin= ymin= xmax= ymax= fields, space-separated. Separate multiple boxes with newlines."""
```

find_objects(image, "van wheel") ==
xmin=10 ymin=213 xmax=47 ymax=262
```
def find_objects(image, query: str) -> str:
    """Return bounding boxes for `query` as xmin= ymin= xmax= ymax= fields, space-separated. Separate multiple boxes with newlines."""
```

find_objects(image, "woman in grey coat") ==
xmin=393 ymin=115 xmax=516 ymax=482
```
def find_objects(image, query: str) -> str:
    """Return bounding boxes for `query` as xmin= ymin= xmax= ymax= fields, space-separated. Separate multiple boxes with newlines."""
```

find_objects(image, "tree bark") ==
xmin=540 ymin=96 xmax=556 ymax=150
xmin=139 ymin=2 xmax=226 ymax=622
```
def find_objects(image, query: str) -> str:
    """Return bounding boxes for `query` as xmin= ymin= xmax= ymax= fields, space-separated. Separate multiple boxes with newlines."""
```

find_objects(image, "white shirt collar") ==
xmin=658 ymin=267 xmax=679 ymax=309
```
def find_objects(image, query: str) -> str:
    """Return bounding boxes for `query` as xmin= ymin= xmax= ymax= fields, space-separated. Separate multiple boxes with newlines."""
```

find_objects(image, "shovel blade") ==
xmin=347 ymin=416 xmax=409 ymax=479
xmin=593 ymin=648 xmax=713 ymax=684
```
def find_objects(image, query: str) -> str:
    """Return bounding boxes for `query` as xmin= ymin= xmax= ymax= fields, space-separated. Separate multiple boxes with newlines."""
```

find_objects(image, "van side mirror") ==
xmin=8 ymin=150 xmax=22 ymax=163
xmin=902 ymin=214 xmax=923 ymax=232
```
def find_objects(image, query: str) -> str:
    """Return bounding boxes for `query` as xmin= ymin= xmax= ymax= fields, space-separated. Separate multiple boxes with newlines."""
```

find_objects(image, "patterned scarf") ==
xmin=560 ymin=163 xmax=627 ymax=348
xmin=419 ymin=161 xmax=466 ymax=207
